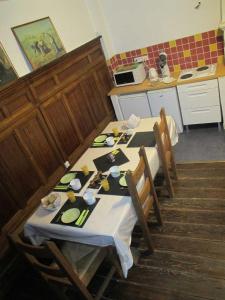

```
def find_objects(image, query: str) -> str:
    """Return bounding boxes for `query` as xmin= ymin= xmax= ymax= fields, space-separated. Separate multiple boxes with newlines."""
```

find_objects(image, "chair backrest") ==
xmin=153 ymin=108 xmax=177 ymax=197
xmin=10 ymin=233 xmax=93 ymax=299
xmin=126 ymin=146 xmax=156 ymax=220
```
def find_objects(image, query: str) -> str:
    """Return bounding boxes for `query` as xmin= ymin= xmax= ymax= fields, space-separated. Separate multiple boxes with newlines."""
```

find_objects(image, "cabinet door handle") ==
xmin=189 ymin=92 xmax=208 ymax=97
xmin=191 ymin=108 xmax=210 ymax=113
xmin=187 ymin=83 xmax=207 ymax=89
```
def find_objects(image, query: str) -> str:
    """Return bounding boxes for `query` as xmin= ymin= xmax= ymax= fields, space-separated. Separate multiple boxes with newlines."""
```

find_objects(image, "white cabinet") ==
xmin=118 ymin=93 xmax=152 ymax=120
xmin=177 ymin=79 xmax=221 ymax=126
xmin=147 ymin=87 xmax=183 ymax=132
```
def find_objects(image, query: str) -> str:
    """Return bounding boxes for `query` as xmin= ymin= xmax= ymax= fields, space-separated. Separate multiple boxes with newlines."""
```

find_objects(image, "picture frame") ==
xmin=12 ymin=17 xmax=66 ymax=70
xmin=0 ymin=42 xmax=18 ymax=88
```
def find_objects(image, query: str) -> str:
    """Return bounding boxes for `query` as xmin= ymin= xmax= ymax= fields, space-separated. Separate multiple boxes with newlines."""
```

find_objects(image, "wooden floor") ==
xmin=103 ymin=162 xmax=225 ymax=300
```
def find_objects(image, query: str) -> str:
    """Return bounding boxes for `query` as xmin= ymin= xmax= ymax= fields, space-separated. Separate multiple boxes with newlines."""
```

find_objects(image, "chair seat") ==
xmin=61 ymin=242 xmax=106 ymax=286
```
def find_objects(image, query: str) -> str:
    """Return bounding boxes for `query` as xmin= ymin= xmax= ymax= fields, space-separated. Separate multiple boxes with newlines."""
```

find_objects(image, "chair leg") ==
xmin=140 ymin=219 xmax=154 ymax=254
xmin=107 ymin=247 xmax=123 ymax=279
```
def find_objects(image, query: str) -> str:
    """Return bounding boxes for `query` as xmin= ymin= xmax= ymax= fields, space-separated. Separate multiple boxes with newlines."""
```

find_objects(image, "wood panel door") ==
xmin=63 ymin=82 xmax=96 ymax=141
xmin=40 ymin=94 xmax=81 ymax=162
xmin=0 ymin=132 xmax=42 ymax=208
xmin=16 ymin=110 xmax=64 ymax=185
xmin=81 ymin=73 xmax=108 ymax=126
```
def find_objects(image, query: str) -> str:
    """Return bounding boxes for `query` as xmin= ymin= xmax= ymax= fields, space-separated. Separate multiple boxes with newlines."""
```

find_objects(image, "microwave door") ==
xmin=115 ymin=72 xmax=135 ymax=85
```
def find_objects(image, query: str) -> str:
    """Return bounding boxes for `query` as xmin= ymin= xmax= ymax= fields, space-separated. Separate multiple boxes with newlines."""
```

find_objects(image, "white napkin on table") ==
xmin=126 ymin=114 xmax=140 ymax=129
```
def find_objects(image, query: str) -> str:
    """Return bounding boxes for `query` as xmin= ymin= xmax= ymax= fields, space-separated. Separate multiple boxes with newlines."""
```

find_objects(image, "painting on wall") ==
xmin=0 ymin=42 xmax=18 ymax=88
xmin=12 ymin=17 xmax=66 ymax=70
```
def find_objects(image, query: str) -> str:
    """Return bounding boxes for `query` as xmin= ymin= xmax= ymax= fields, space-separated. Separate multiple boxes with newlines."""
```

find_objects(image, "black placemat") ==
xmin=90 ymin=133 xmax=122 ymax=148
xmin=117 ymin=133 xmax=132 ymax=145
xmin=51 ymin=197 xmax=100 ymax=228
xmin=93 ymin=148 xmax=129 ymax=173
xmin=54 ymin=171 xmax=94 ymax=192
xmin=98 ymin=173 xmax=129 ymax=196
xmin=87 ymin=172 xmax=108 ymax=189
xmin=127 ymin=132 xmax=156 ymax=148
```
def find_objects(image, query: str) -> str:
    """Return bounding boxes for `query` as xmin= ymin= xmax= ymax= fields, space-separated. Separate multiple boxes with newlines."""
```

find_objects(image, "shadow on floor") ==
xmin=174 ymin=123 xmax=225 ymax=162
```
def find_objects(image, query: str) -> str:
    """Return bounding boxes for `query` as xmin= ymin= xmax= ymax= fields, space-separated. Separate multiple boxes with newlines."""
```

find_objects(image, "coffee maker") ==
xmin=159 ymin=51 xmax=170 ymax=78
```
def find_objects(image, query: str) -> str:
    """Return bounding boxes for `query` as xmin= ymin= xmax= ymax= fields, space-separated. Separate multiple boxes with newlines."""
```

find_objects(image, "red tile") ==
xmin=164 ymin=42 xmax=170 ymax=48
xmin=126 ymin=51 xmax=132 ymax=57
xmin=191 ymin=49 xmax=197 ymax=55
xmin=131 ymin=50 xmax=136 ymax=56
xmin=122 ymin=59 xmax=127 ymax=64
xmin=185 ymin=57 xmax=191 ymax=63
xmin=209 ymin=37 xmax=216 ymax=44
xmin=202 ymin=39 xmax=210 ymax=46
xmin=191 ymin=55 xmax=198 ymax=61
xmin=182 ymin=37 xmax=189 ymax=44
xmin=188 ymin=36 xmax=195 ymax=43
xmin=169 ymin=65 xmax=174 ymax=72
xmin=176 ymin=39 xmax=182 ymax=46
xmin=178 ymin=51 xmax=184 ymax=58
xmin=118 ymin=59 xmax=122 ymax=65
xmin=170 ymin=47 xmax=177 ymax=53
xmin=216 ymin=35 xmax=223 ymax=42
xmin=186 ymin=62 xmax=192 ymax=68
xmin=217 ymin=41 xmax=224 ymax=50
xmin=202 ymin=32 xmax=208 ymax=39
xmin=192 ymin=61 xmax=198 ymax=67
xmin=196 ymin=41 xmax=203 ymax=47
xmin=190 ymin=42 xmax=196 ymax=49
xmin=197 ymin=47 xmax=204 ymax=54
xmin=211 ymin=57 xmax=217 ymax=63
xmin=197 ymin=54 xmax=204 ymax=60
xmin=136 ymin=49 xmax=141 ymax=55
xmin=180 ymin=63 xmax=186 ymax=69
xmin=127 ymin=58 xmax=133 ymax=63
xmin=210 ymin=51 xmax=217 ymax=58
xmin=153 ymin=45 xmax=158 ymax=51
xmin=203 ymin=46 xmax=210 ymax=52
xmin=177 ymin=45 xmax=183 ymax=51
xmin=208 ymin=30 xmax=215 ymax=38
xmin=183 ymin=44 xmax=190 ymax=50
xmin=172 ymin=53 xmax=178 ymax=59
xmin=173 ymin=59 xmax=179 ymax=65
xmin=204 ymin=52 xmax=210 ymax=59
xmin=147 ymin=46 xmax=153 ymax=52
xmin=205 ymin=58 xmax=212 ymax=64
xmin=116 ymin=54 xmax=120 ymax=59
xmin=179 ymin=57 xmax=185 ymax=64
xmin=218 ymin=48 xmax=224 ymax=55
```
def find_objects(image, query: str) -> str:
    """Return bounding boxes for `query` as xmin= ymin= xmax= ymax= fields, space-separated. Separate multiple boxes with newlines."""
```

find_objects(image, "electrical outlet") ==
xmin=64 ymin=161 xmax=70 ymax=168
xmin=134 ymin=55 xmax=148 ymax=63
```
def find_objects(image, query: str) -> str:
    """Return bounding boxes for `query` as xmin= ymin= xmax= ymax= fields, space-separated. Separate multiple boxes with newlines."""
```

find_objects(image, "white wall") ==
xmin=0 ymin=0 xmax=96 ymax=76
xmin=97 ymin=0 xmax=221 ymax=54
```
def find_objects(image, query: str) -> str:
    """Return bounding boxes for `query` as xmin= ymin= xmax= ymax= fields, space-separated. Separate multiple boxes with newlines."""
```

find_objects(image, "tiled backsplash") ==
xmin=109 ymin=29 xmax=224 ymax=74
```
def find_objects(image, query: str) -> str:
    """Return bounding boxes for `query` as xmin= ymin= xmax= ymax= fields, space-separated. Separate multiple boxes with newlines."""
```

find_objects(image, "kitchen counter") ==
xmin=108 ymin=62 xmax=225 ymax=96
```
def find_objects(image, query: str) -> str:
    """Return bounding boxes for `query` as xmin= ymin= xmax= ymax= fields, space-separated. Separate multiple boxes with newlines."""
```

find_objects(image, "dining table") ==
xmin=24 ymin=116 xmax=178 ymax=278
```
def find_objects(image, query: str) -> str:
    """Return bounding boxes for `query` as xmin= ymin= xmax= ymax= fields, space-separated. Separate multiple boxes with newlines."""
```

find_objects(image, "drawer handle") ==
xmin=187 ymin=84 xmax=207 ymax=89
xmin=189 ymin=92 xmax=208 ymax=96
xmin=191 ymin=109 xmax=210 ymax=113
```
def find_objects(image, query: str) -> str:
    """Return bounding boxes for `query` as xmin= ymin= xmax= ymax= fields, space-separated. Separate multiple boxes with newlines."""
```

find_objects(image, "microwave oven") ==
xmin=113 ymin=63 xmax=146 ymax=87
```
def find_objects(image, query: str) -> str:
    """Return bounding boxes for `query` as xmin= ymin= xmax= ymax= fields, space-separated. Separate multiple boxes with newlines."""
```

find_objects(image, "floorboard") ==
xmin=106 ymin=162 xmax=225 ymax=300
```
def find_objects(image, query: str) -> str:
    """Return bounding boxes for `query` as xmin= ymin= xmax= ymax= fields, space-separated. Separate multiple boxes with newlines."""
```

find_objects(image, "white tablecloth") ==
xmin=24 ymin=116 xmax=178 ymax=277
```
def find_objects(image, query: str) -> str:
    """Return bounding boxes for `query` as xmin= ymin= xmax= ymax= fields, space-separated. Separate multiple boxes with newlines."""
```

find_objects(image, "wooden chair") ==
xmin=153 ymin=108 xmax=178 ymax=198
xmin=9 ymin=232 xmax=123 ymax=300
xmin=126 ymin=146 xmax=163 ymax=253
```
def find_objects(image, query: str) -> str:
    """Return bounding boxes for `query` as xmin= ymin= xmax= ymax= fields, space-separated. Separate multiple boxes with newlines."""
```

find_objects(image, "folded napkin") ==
xmin=126 ymin=114 xmax=140 ymax=129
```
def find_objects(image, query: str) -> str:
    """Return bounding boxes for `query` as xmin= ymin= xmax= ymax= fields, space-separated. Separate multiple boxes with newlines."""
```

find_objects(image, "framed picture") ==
xmin=0 ymin=42 xmax=18 ymax=88
xmin=12 ymin=17 xmax=66 ymax=70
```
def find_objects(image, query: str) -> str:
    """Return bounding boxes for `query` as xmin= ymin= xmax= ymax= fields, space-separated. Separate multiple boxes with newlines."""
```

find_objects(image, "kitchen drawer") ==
xmin=181 ymin=106 xmax=221 ymax=125
xmin=177 ymin=79 xmax=218 ymax=94
xmin=178 ymin=86 xmax=220 ymax=109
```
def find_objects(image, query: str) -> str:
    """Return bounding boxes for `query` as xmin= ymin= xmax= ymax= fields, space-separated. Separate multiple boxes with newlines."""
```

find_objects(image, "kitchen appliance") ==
xmin=149 ymin=68 xmax=158 ymax=81
xmin=159 ymin=51 xmax=170 ymax=78
xmin=113 ymin=63 xmax=146 ymax=87
xmin=178 ymin=64 xmax=216 ymax=82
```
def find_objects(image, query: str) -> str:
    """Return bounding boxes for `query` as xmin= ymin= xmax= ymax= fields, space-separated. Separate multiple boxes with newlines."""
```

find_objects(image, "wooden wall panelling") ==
xmin=15 ymin=110 xmax=65 ymax=187
xmin=0 ymin=130 xmax=42 ymax=208
xmin=63 ymin=80 xmax=97 ymax=142
xmin=40 ymin=93 xmax=82 ymax=163
xmin=80 ymin=72 xmax=108 ymax=127
xmin=94 ymin=63 xmax=114 ymax=114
